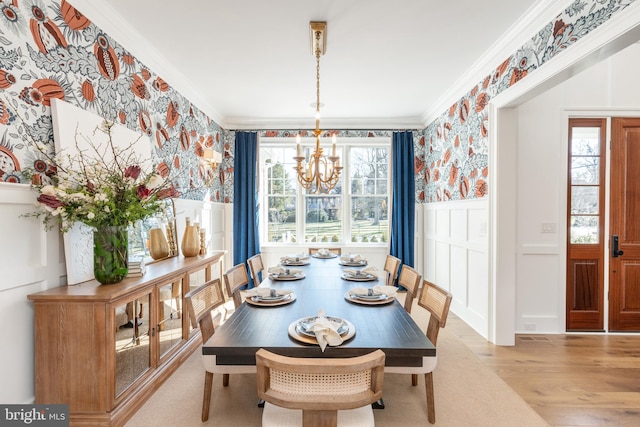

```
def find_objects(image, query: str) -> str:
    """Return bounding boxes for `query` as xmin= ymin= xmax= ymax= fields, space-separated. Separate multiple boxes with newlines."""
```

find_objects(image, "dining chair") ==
xmin=185 ymin=278 xmax=255 ymax=422
xmin=247 ymin=253 xmax=265 ymax=286
xmin=308 ymin=247 xmax=342 ymax=255
xmin=385 ymin=280 xmax=452 ymax=424
xmin=256 ymin=348 xmax=385 ymax=427
xmin=383 ymin=254 xmax=401 ymax=287
xmin=397 ymin=265 xmax=422 ymax=314
xmin=223 ymin=263 xmax=250 ymax=310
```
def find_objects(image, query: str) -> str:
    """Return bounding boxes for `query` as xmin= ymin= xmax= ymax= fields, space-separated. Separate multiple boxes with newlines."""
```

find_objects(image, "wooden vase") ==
xmin=181 ymin=218 xmax=200 ymax=257
xmin=149 ymin=228 xmax=170 ymax=260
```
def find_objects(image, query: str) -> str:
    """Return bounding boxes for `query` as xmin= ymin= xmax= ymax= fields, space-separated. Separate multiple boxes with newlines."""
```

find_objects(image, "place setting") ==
xmin=341 ymin=266 xmax=379 ymax=282
xmin=339 ymin=253 xmax=368 ymax=267
xmin=280 ymin=254 xmax=311 ymax=266
xmin=268 ymin=265 xmax=305 ymax=281
xmin=311 ymin=248 xmax=338 ymax=259
xmin=245 ymin=287 xmax=296 ymax=307
xmin=344 ymin=285 xmax=398 ymax=305
xmin=288 ymin=309 xmax=355 ymax=351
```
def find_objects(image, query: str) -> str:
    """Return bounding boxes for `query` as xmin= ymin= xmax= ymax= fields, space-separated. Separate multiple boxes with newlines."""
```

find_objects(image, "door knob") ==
xmin=612 ymin=235 xmax=624 ymax=257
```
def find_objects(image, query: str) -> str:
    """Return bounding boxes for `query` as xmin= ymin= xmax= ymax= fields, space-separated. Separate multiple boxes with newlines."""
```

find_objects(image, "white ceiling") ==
xmin=72 ymin=0 xmax=547 ymax=129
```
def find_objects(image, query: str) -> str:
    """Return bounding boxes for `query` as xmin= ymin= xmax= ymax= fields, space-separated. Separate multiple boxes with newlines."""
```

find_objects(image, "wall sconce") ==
xmin=201 ymin=148 xmax=222 ymax=186
xmin=203 ymin=148 xmax=222 ymax=169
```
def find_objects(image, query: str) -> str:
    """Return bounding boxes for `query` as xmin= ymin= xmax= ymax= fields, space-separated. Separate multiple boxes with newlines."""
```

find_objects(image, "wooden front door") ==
xmin=609 ymin=117 xmax=640 ymax=331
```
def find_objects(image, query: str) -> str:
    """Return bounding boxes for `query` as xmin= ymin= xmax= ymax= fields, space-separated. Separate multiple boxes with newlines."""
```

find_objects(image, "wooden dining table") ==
xmin=202 ymin=254 xmax=435 ymax=367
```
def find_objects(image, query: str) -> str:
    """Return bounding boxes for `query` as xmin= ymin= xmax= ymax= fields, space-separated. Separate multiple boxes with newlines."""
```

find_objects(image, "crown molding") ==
xmin=224 ymin=116 xmax=425 ymax=131
xmin=421 ymin=0 xmax=567 ymax=126
xmin=68 ymin=0 xmax=226 ymax=128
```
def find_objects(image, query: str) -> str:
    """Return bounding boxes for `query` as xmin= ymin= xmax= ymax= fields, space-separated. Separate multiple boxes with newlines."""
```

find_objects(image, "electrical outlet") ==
xmin=524 ymin=323 xmax=536 ymax=331
xmin=541 ymin=223 xmax=557 ymax=233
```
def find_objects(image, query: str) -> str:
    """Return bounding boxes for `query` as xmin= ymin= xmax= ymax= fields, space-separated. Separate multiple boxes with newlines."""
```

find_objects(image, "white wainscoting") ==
xmin=2 ymin=186 xmax=230 ymax=405
xmin=420 ymin=199 xmax=490 ymax=339
xmin=0 ymin=183 xmax=66 ymax=404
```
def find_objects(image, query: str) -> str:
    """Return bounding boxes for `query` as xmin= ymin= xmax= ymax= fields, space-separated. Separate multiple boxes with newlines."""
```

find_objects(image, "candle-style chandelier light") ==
xmin=294 ymin=21 xmax=342 ymax=194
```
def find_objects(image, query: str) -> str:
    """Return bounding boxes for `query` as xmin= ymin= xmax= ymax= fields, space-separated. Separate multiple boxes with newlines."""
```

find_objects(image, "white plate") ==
xmin=269 ymin=272 xmax=305 ymax=281
xmin=296 ymin=316 xmax=349 ymax=337
xmin=281 ymin=259 xmax=310 ymax=266
xmin=251 ymin=294 xmax=286 ymax=302
xmin=341 ymin=273 xmax=377 ymax=282
xmin=351 ymin=293 xmax=388 ymax=301
xmin=312 ymin=253 xmax=338 ymax=259
xmin=339 ymin=260 xmax=368 ymax=266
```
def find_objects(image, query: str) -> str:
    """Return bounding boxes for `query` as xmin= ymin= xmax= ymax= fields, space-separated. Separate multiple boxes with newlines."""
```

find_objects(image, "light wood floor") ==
xmin=448 ymin=315 xmax=640 ymax=427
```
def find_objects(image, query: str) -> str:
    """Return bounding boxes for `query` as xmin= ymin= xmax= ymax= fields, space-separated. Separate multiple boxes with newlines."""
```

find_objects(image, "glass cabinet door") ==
xmin=114 ymin=293 xmax=151 ymax=396
xmin=158 ymin=279 xmax=184 ymax=358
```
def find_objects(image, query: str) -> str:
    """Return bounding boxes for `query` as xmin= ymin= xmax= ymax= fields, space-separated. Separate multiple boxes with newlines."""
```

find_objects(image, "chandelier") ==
xmin=294 ymin=21 xmax=342 ymax=194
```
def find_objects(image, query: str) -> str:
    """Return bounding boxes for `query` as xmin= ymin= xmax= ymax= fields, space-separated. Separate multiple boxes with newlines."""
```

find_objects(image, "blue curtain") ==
xmin=233 ymin=131 xmax=260 ymax=288
xmin=390 ymin=131 xmax=415 ymax=283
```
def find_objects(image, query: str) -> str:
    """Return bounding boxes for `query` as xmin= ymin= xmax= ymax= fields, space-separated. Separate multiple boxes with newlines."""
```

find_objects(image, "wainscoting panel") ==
xmin=423 ymin=199 xmax=489 ymax=339
xmin=0 ymin=183 xmax=65 ymax=404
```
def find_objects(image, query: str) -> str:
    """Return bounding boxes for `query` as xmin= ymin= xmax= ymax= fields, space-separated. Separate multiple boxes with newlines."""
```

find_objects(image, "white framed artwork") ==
xmin=50 ymin=98 xmax=152 ymax=284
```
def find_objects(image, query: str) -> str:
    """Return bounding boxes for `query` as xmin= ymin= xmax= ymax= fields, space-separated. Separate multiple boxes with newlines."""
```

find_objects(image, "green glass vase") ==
xmin=93 ymin=225 xmax=129 ymax=284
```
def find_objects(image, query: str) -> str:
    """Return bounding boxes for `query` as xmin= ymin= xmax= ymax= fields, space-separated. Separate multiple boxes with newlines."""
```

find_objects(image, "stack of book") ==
xmin=127 ymin=257 xmax=146 ymax=278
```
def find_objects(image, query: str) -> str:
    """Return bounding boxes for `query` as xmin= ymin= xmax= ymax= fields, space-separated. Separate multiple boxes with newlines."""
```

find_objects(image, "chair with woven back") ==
xmin=308 ymin=247 xmax=342 ymax=255
xmin=397 ymin=265 xmax=422 ymax=314
xmin=256 ymin=348 xmax=385 ymax=427
xmin=223 ymin=263 xmax=250 ymax=310
xmin=184 ymin=278 xmax=255 ymax=422
xmin=385 ymin=280 xmax=452 ymax=424
xmin=247 ymin=253 xmax=265 ymax=286
xmin=383 ymin=254 xmax=401 ymax=287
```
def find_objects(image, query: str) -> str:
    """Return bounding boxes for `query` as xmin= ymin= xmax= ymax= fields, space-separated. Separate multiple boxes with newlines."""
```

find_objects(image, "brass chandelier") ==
xmin=294 ymin=21 xmax=342 ymax=193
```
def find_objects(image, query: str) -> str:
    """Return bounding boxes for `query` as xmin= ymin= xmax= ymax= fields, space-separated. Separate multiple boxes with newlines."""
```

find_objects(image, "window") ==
xmin=568 ymin=122 xmax=605 ymax=244
xmin=260 ymin=138 xmax=390 ymax=245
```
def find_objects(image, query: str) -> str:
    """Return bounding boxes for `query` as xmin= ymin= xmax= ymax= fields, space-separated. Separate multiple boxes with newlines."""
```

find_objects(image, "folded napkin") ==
xmin=317 ymin=248 xmax=330 ymax=256
xmin=343 ymin=266 xmax=379 ymax=278
xmin=306 ymin=309 xmax=343 ymax=352
xmin=340 ymin=254 xmax=366 ymax=263
xmin=245 ymin=287 xmax=293 ymax=297
xmin=268 ymin=266 xmax=303 ymax=275
xmin=280 ymin=255 xmax=309 ymax=263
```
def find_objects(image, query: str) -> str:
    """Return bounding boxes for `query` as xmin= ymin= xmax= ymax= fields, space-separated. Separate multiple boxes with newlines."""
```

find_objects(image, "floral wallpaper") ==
xmin=0 ymin=0 xmax=635 ymax=207
xmin=0 ymin=0 xmax=230 ymax=202
xmin=416 ymin=0 xmax=636 ymax=203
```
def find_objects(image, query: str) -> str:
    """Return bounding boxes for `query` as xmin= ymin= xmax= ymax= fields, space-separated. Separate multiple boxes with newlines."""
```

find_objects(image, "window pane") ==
xmin=570 ymin=215 xmax=599 ymax=244
xmin=350 ymin=147 xmax=389 ymax=195
xmin=267 ymin=196 xmax=296 ymax=243
xmin=262 ymin=146 xmax=298 ymax=243
xmin=571 ymin=157 xmax=599 ymax=185
xmin=571 ymin=127 xmax=600 ymax=155
xmin=351 ymin=196 xmax=388 ymax=242
xmin=304 ymin=196 xmax=342 ymax=243
xmin=571 ymin=186 xmax=598 ymax=214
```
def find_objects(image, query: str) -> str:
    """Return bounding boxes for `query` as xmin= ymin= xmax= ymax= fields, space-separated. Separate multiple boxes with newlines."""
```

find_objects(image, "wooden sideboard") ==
xmin=28 ymin=251 xmax=225 ymax=426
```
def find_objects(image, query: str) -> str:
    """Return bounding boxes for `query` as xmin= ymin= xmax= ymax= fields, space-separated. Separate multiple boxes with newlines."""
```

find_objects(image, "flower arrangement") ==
xmin=23 ymin=119 xmax=179 ymax=233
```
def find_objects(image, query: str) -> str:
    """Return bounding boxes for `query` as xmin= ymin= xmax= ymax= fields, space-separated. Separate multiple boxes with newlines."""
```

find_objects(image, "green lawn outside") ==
xmin=268 ymin=219 xmax=388 ymax=243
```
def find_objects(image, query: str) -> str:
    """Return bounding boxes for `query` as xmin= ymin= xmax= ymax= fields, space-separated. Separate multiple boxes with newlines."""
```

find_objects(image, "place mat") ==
xmin=344 ymin=291 xmax=394 ymax=306
xmin=311 ymin=252 xmax=338 ymax=259
xmin=246 ymin=293 xmax=296 ymax=307
xmin=269 ymin=272 xmax=305 ymax=281
xmin=341 ymin=273 xmax=377 ymax=282
xmin=288 ymin=317 xmax=356 ymax=345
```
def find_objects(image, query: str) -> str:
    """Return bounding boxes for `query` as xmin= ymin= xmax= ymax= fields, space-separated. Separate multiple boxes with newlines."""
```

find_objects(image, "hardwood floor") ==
xmin=448 ymin=315 xmax=640 ymax=427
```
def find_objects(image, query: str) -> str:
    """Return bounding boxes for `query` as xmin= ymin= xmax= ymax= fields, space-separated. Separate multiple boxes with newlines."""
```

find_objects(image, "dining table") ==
xmin=202 ymin=253 xmax=435 ymax=368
